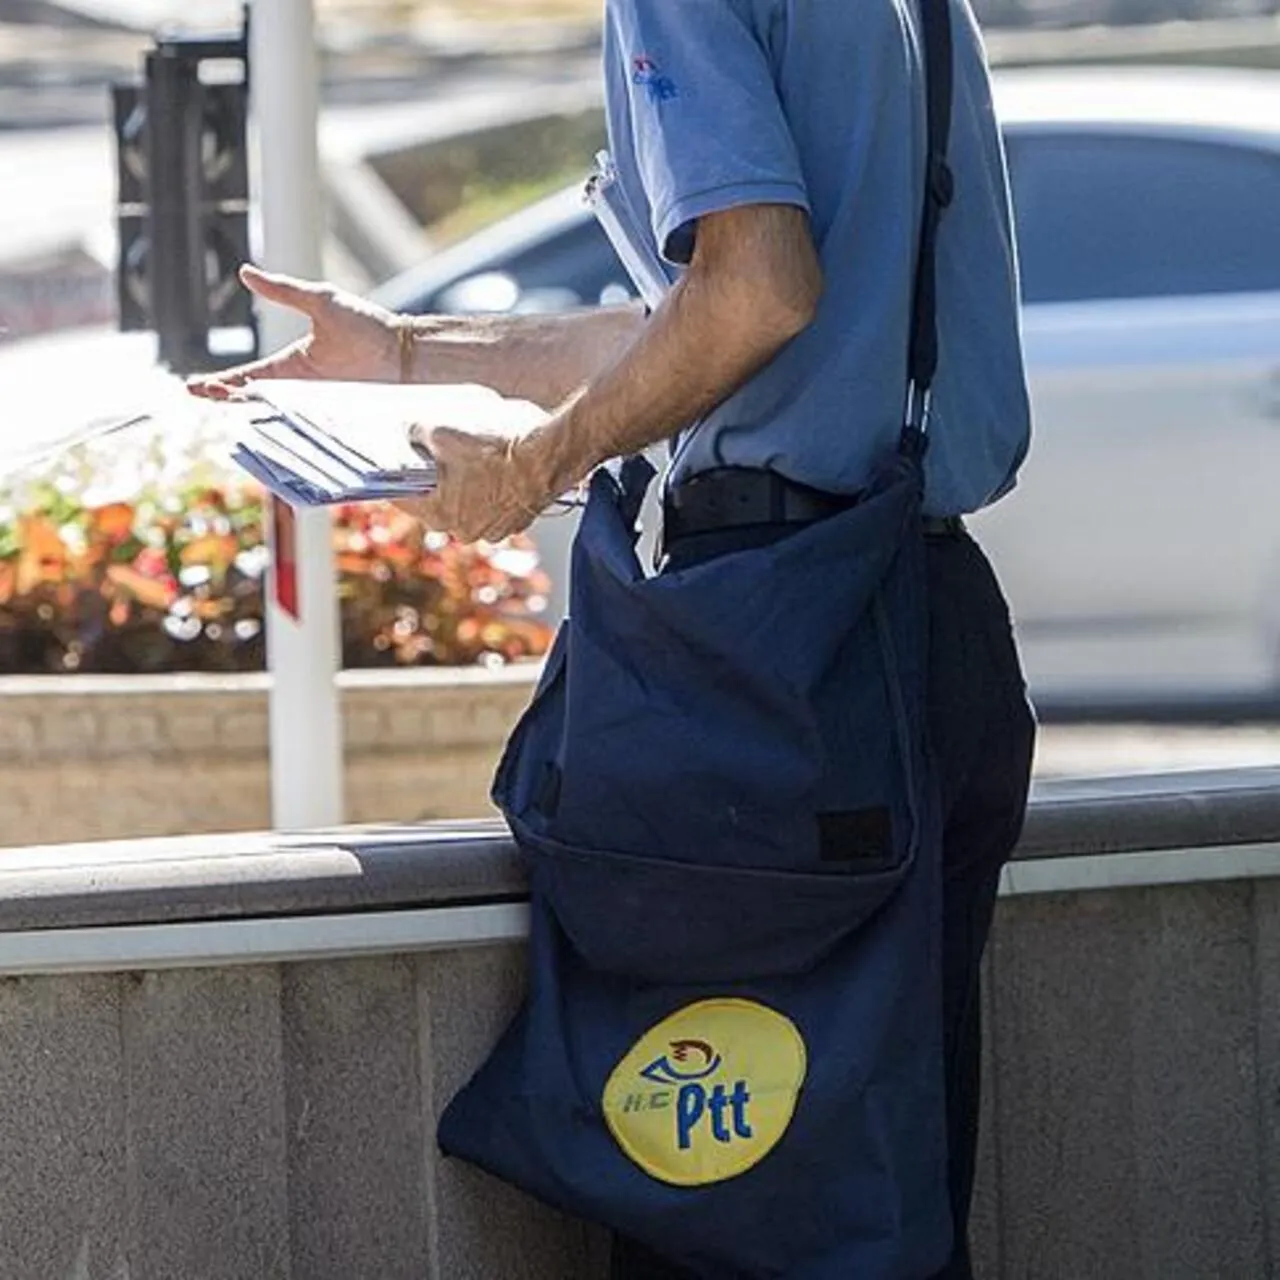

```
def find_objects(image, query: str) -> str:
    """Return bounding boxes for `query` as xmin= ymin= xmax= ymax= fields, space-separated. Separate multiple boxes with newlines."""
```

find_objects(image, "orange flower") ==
xmin=106 ymin=564 xmax=179 ymax=611
xmin=179 ymin=534 xmax=238 ymax=570
xmin=89 ymin=502 xmax=135 ymax=544
xmin=15 ymin=515 xmax=68 ymax=594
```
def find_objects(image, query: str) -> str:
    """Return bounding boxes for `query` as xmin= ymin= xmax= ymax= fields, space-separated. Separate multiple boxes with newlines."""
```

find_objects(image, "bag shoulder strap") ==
xmin=905 ymin=0 xmax=956 ymax=439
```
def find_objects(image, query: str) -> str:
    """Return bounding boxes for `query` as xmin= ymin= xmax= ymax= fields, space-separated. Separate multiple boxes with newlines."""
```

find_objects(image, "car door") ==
xmin=972 ymin=128 xmax=1280 ymax=701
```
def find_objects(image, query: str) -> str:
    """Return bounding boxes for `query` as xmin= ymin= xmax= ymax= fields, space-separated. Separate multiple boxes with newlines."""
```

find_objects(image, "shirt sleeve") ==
xmin=609 ymin=0 xmax=810 ymax=266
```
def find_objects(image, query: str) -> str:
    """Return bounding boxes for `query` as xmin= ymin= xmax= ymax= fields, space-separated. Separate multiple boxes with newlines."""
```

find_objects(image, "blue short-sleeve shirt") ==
xmin=603 ymin=0 xmax=1031 ymax=516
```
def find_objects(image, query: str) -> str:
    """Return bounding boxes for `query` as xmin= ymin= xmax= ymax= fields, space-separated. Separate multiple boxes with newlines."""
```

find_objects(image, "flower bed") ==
xmin=0 ymin=411 xmax=554 ymax=674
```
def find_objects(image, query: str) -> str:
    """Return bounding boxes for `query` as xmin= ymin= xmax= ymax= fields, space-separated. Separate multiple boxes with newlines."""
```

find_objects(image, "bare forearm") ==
xmin=400 ymin=303 xmax=647 ymax=409
xmin=521 ymin=210 xmax=821 ymax=496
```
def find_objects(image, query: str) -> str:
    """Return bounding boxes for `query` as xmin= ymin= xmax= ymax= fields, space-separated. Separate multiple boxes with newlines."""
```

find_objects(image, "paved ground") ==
xmin=1034 ymin=721 xmax=1280 ymax=778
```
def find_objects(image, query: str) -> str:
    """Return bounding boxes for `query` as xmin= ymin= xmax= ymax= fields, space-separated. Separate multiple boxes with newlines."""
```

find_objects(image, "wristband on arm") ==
xmin=397 ymin=316 xmax=416 ymax=383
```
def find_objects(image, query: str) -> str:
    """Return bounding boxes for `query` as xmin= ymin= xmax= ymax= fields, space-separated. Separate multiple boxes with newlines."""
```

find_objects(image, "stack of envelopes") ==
xmin=230 ymin=380 xmax=548 ymax=507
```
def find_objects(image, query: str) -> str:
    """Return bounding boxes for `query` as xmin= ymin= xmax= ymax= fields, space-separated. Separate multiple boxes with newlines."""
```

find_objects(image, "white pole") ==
xmin=251 ymin=0 xmax=345 ymax=830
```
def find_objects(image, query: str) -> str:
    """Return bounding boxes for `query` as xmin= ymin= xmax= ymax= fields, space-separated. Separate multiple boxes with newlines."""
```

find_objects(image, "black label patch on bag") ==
xmin=818 ymin=807 xmax=892 ymax=864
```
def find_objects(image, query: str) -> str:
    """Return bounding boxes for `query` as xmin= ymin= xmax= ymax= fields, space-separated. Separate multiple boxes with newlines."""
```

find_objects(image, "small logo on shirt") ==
xmin=632 ymin=53 xmax=678 ymax=104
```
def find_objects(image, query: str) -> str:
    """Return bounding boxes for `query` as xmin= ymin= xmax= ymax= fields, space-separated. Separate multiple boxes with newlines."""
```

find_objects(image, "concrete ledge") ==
xmin=0 ymin=822 xmax=523 ymax=933
xmin=0 ymin=903 xmax=532 ymax=977
xmin=1019 ymin=766 xmax=1280 ymax=858
xmin=1002 ymin=841 xmax=1280 ymax=896
xmin=1 ymin=768 xmax=1277 ymax=937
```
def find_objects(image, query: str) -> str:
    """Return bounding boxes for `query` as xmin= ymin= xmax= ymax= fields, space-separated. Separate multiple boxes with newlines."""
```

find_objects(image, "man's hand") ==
xmin=187 ymin=265 xmax=400 ymax=399
xmin=396 ymin=423 xmax=555 ymax=544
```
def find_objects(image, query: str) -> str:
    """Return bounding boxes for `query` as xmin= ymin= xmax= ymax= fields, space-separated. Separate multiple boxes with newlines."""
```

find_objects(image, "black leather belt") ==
xmin=663 ymin=468 xmax=965 ymax=542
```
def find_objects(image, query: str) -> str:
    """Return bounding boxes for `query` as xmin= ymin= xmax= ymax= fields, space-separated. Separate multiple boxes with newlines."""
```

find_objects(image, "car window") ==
xmin=1006 ymin=132 xmax=1280 ymax=305
xmin=409 ymin=218 xmax=634 ymax=316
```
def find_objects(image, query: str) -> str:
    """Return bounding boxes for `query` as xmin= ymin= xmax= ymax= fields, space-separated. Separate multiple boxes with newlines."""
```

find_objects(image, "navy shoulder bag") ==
xmin=439 ymin=2 xmax=958 ymax=1274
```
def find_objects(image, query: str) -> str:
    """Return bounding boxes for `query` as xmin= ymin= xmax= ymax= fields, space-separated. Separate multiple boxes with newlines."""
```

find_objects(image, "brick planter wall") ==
xmin=0 ymin=666 xmax=539 ymax=847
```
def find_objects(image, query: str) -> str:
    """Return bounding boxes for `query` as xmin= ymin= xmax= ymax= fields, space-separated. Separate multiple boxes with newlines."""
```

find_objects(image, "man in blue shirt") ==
xmin=602 ymin=0 xmax=1030 ymax=518
xmin=193 ymin=1 xmax=1035 ymax=1272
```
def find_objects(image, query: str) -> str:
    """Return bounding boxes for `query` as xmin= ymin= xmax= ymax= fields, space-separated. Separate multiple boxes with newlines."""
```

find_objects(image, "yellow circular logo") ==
xmin=603 ymin=998 xmax=807 ymax=1186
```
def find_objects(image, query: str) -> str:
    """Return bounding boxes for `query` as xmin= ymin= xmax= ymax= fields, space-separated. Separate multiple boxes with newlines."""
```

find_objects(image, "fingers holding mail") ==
xmin=403 ymin=423 xmax=548 ymax=544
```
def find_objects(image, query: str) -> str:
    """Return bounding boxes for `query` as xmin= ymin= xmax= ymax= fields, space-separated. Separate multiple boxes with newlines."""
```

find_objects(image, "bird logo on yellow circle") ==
xmin=603 ymin=999 xmax=807 ymax=1186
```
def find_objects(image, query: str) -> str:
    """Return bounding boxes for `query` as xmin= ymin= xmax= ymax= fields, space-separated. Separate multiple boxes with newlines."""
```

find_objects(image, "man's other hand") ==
xmin=395 ymin=423 xmax=554 ymax=545
xmin=186 ymin=265 xmax=401 ymax=399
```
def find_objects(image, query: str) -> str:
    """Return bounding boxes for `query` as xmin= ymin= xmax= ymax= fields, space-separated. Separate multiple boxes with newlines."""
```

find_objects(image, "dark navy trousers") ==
xmin=612 ymin=523 xmax=1037 ymax=1280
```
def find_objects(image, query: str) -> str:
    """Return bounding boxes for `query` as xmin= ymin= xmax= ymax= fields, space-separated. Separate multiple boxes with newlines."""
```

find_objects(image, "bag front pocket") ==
xmin=518 ymin=824 xmax=914 ymax=986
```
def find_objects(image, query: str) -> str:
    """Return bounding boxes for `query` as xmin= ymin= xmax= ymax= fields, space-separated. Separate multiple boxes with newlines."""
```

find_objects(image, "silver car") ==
xmin=382 ymin=66 xmax=1280 ymax=707
xmin=976 ymin=68 xmax=1280 ymax=705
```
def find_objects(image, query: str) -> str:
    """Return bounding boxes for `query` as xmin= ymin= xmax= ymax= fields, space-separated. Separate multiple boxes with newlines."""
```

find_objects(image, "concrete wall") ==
xmin=0 ymin=667 xmax=537 ymax=846
xmin=1 ymin=874 xmax=1278 ymax=1278
xmin=0 ymin=948 xmax=607 ymax=1280
xmin=972 ymin=878 xmax=1280 ymax=1279
xmin=0 ymin=771 xmax=1278 ymax=1279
